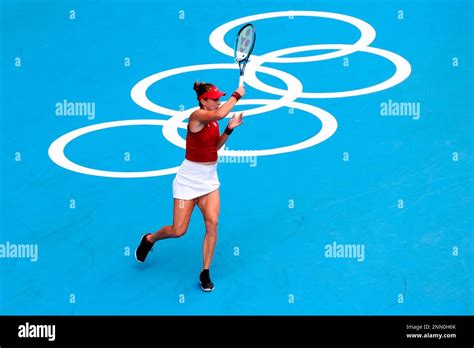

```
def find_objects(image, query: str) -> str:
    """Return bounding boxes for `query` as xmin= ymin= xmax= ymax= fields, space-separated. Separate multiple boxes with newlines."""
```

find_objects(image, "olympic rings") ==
xmin=48 ymin=10 xmax=411 ymax=178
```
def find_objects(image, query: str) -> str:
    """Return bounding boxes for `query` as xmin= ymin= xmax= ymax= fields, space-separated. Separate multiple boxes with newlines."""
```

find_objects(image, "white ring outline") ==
xmin=162 ymin=99 xmax=338 ymax=157
xmin=209 ymin=10 xmax=377 ymax=63
xmin=130 ymin=63 xmax=303 ymax=117
xmin=244 ymin=44 xmax=412 ymax=98
xmin=47 ymin=100 xmax=337 ymax=178
xmin=48 ymin=120 xmax=180 ymax=178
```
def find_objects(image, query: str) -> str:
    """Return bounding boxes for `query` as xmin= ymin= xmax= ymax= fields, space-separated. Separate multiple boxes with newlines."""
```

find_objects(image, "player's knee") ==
xmin=172 ymin=225 xmax=187 ymax=238
xmin=205 ymin=216 xmax=219 ymax=229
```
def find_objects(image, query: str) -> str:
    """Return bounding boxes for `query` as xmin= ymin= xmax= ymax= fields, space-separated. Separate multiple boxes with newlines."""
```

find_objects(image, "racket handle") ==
xmin=239 ymin=75 xmax=245 ymax=86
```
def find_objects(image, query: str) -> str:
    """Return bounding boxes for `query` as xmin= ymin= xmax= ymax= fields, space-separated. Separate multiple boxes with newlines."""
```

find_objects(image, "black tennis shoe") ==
xmin=199 ymin=269 xmax=214 ymax=292
xmin=135 ymin=233 xmax=154 ymax=263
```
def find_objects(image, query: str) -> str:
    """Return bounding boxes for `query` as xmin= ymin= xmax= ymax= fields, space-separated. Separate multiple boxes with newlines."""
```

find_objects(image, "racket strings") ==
xmin=234 ymin=23 xmax=256 ymax=82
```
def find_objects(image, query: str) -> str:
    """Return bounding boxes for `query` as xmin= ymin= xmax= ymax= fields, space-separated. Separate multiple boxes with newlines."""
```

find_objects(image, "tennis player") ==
xmin=135 ymin=82 xmax=245 ymax=292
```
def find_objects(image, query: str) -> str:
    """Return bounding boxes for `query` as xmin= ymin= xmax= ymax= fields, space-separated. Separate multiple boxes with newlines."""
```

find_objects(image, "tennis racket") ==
xmin=234 ymin=23 xmax=256 ymax=86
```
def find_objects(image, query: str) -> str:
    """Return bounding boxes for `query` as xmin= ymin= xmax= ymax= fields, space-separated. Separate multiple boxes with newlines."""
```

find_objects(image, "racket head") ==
xmin=234 ymin=23 xmax=256 ymax=63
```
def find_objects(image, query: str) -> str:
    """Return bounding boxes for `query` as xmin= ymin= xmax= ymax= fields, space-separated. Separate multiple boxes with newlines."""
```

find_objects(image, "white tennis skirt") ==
xmin=172 ymin=159 xmax=220 ymax=200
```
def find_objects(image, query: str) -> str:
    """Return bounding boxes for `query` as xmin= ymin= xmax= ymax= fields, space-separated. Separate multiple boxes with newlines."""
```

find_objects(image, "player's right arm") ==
xmin=193 ymin=86 xmax=245 ymax=122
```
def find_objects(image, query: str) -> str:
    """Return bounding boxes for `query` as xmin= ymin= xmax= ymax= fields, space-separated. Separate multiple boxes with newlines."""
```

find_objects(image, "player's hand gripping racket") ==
xmin=234 ymin=23 xmax=256 ymax=86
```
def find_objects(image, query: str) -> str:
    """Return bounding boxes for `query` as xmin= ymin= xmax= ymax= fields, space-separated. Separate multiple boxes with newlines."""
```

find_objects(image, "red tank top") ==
xmin=185 ymin=120 xmax=220 ymax=162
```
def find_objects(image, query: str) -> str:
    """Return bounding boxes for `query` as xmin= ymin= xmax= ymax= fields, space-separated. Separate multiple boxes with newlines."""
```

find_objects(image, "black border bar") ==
xmin=0 ymin=315 xmax=472 ymax=346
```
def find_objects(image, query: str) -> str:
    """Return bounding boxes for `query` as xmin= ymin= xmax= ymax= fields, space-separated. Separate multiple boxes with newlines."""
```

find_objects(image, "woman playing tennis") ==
xmin=135 ymin=82 xmax=245 ymax=292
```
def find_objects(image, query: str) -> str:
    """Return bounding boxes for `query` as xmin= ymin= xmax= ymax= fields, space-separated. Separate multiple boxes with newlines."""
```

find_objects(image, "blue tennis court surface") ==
xmin=1 ymin=0 xmax=472 ymax=315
